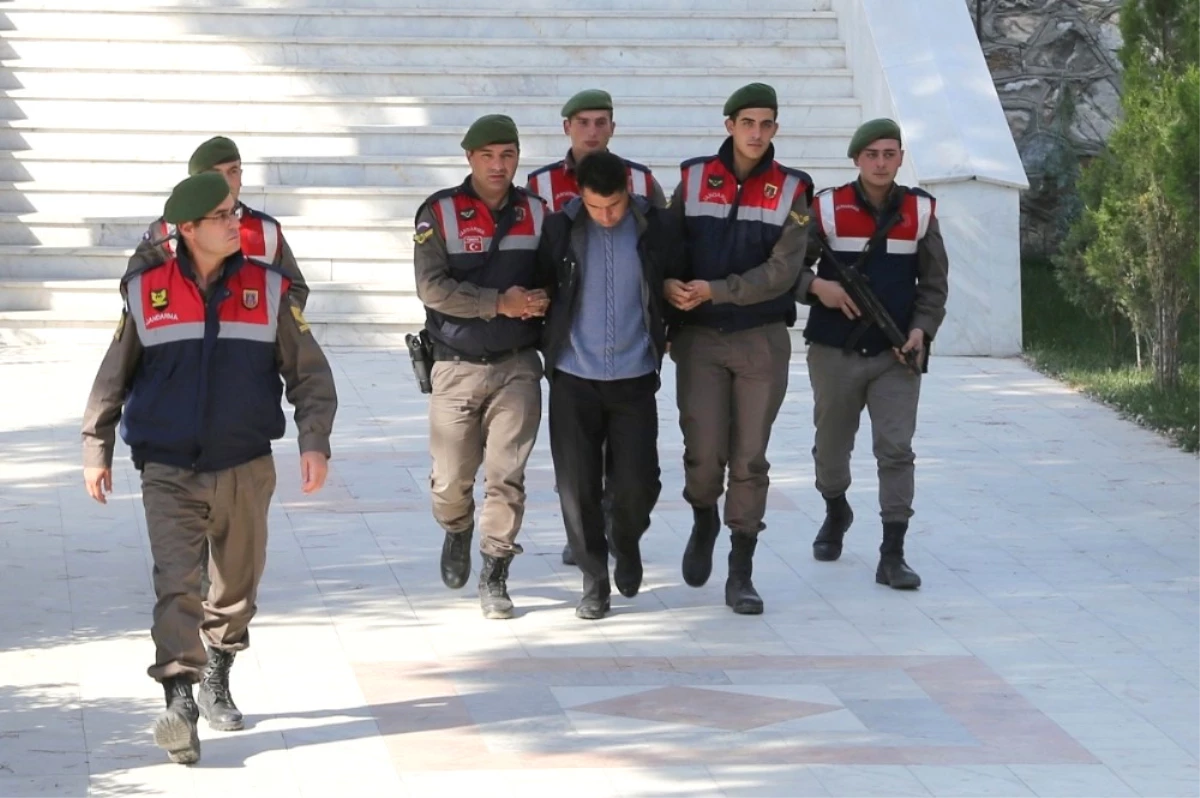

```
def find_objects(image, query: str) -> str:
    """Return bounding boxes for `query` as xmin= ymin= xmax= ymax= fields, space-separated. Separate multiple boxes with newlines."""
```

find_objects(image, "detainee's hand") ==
xmin=663 ymin=279 xmax=690 ymax=310
xmin=811 ymin=277 xmax=861 ymax=320
xmin=84 ymin=467 xmax=112 ymax=504
xmin=683 ymin=280 xmax=713 ymax=305
xmin=300 ymin=451 xmax=329 ymax=494
xmin=895 ymin=328 xmax=925 ymax=365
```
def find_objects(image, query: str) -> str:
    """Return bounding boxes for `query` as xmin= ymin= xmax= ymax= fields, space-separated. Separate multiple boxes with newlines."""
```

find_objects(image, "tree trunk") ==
xmin=1153 ymin=282 xmax=1182 ymax=390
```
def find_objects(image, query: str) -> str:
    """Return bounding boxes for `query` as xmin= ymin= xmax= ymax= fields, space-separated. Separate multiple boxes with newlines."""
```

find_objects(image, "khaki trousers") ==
xmin=141 ymin=455 xmax=276 ymax=682
xmin=428 ymin=349 xmax=543 ymax=556
xmin=670 ymin=322 xmax=791 ymax=537
xmin=806 ymin=343 xmax=922 ymax=522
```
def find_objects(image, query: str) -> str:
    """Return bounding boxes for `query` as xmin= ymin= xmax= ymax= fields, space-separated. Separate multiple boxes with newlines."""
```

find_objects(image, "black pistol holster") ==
xmin=406 ymin=329 xmax=434 ymax=394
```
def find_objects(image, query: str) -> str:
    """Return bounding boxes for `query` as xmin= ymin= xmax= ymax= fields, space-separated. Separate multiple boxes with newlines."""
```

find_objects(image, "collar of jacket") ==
xmin=851 ymin=178 xmax=904 ymax=216
xmin=456 ymin=175 xmax=520 ymax=211
xmin=716 ymin=136 xmax=777 ymax=181
xmin=561 ymin=194 xmax=651 ymax=236
xmin=174 ymin=243 xmax=245 ymax=290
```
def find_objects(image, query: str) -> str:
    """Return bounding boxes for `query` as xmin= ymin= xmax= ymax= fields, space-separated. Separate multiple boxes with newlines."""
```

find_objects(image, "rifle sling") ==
xmin=828 ymin=203 xmax=905 ymax=352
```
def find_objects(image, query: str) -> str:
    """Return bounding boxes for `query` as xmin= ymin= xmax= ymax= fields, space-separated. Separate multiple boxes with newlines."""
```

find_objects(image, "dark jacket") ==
xmin=536 ymin=196 xmax=684 ymax=376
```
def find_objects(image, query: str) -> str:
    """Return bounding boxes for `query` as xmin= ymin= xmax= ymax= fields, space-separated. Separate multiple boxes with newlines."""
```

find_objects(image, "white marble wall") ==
xmin=923 ymin=181 xmax=1023 ymax=357
xmin=832 ymin=0 xmax=1029 ymax=357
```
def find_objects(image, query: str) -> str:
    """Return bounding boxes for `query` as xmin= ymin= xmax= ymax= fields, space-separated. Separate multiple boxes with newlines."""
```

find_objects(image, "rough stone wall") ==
xmin=968 ymin=0 xmax=1123 ymax=253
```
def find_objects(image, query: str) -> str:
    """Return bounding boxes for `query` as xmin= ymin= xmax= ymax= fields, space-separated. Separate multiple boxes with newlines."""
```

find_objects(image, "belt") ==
xmin=432 ymin=343 xmax=530 ymax=365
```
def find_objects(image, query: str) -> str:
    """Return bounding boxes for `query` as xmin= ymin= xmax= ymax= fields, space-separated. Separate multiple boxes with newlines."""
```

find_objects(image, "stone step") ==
xmin=0 ymin=94 xmax=864 ymax=130
xmin=0 ymin=35 xmax=847 ymax=70
xmin=2 ymin=0 xmax=833 ymax=13
xmin=0 ymin=162 xmax=859 ymax=218
xmin=0 ymin=245 xmax=414 ymax=284
xmin=0 ymin=278 xmax=423 ymax=316
xmin=0 ymin=213 xmax=421 ymax=254
xmin=0 ymin=64 xmax=856 ymax=99
xmin=2 ymin=7 xmax=840 ymax=40
xmin=0 ymin=131 xmax=861 ymax=170
xmin=0 ymin=140 xmax=855 ymax=184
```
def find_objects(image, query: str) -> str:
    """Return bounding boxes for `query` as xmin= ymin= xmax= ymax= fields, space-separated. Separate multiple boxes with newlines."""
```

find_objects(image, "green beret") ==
xmin=723 ymin=82 xmax=778 ymax=117
xmin=187 ymin=136 xmax=241 ymax=176
xmin=163 ymin=172 xmax=230 ymax=224
xmin=848 ymin=118 xmax=903 ymax=158
xmin=561 ymin=89 xmax=613 ymax=119
xmin=461 ymin=114 xmax=520 ymax=151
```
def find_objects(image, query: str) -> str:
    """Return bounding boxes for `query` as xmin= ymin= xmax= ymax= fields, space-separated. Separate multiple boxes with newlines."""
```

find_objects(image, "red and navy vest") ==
xmin=152 ymin=202 xmax=283 ymax=265
xmin=527 ymin=150 xmax=655 ymax=212
xmin=679 ymin=140 xmax=813 ymax=332
xmin=803 ymin=182 xmax=936 ymax=356
xmin=119 ymin=252 xmax=289 ymax=472
xmin=420 ymin=179 xmax=546 ymax=357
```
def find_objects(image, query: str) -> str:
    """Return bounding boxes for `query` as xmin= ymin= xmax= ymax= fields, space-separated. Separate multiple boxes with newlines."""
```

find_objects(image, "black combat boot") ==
xmin=681 ymin=505 xmax=721 ymax=587
xmin=613 ymin=536 xmax=643 ymax=598
xmin=724 ymin=532 xmax=764 ymax=615
xmin=197 ymin=647 xmax=243 ymax=731
xmin=153 ymin=676 xmax=201 ymax=765
xmin=440 ymin=529 xmax=472 ymax=589
xmin=479 ymin=553 xmax=515 ymax=619
xmin=812 ymin=494 xmax=853 ymax=561
xmin=576 ymin=573 xmax=611 ymax=620
xmin=876 ymin=521 xmax=922 ymax=589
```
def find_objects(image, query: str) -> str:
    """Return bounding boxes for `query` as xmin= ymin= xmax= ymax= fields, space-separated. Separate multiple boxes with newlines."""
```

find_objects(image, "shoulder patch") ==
xmin=413 ymin=220 xmax=434 ymax=245
xmin=290 ymin=303 xmax=311 ymax=334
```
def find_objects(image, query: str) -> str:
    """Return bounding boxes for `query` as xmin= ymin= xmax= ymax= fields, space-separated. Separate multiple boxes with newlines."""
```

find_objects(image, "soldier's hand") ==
xmin=811 ymin=278 xmax=861 ymax=319
xmin=84 ymin=467 xmax=112 ymax=504
xmin=895 ymin=328 xmax=925 ymax=366
xmin=522 ymin=289 xmax=550 ymax=319
xmin=300 ymin=451 xmax=329 ymax=494
xmin=497 ymin=286 xmax=532 ymax=318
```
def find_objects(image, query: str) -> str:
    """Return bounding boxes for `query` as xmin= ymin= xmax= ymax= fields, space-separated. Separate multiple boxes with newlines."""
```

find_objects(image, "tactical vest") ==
xmin=422 ymin=183 xmax=546 ymax=357
xmin=803 ymin=183 xmax=936 ymax=355
xmin=679 ymin=148 xmax=811 ymax=332
xmin=120 ymin=254 xmax=289 ymax=472
xmin=527 ymin=153 xmax=655 ymax=212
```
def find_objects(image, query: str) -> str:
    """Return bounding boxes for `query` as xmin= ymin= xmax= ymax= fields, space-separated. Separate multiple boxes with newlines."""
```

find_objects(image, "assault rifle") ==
xmin=816 ymin=207 xmax=926 ymax=375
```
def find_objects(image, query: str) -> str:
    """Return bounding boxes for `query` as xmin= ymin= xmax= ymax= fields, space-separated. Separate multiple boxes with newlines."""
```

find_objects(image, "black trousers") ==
xmin=549 ymin=370 xmax=662 ymax=598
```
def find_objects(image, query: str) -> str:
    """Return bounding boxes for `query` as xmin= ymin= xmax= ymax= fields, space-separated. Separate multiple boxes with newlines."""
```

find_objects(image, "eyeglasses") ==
xmin=199 ymin=209 xmax=240 ymax=224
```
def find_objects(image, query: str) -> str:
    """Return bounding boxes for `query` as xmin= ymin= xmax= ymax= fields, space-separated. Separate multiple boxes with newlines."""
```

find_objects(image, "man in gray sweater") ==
xmin=537 ymin=151 xmax=682 ymax=619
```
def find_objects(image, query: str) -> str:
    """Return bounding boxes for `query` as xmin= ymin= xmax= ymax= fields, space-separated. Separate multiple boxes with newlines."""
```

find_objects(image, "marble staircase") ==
xmin=0 ymin=0 xmax=862 ymax=343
